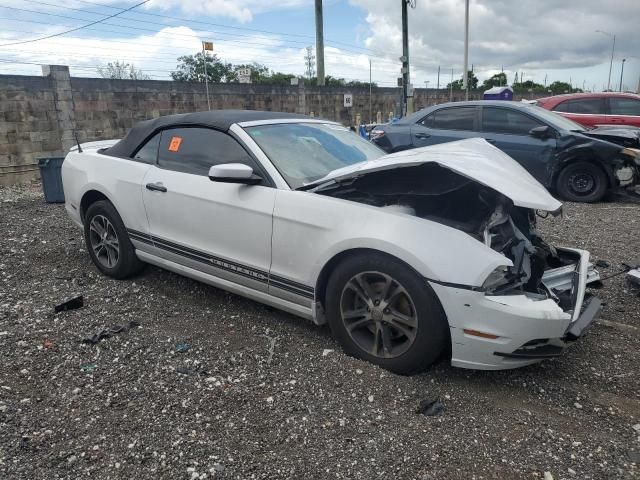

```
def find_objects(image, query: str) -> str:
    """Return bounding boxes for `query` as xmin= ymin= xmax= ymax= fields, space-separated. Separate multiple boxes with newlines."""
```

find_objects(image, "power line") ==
xmin=0 ymin=0 xmax=149 ymax=47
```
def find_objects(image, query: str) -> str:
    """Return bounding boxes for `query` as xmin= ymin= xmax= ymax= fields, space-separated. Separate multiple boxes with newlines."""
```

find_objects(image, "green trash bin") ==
xmin=38 ymin=157 xmax=66 ymax=203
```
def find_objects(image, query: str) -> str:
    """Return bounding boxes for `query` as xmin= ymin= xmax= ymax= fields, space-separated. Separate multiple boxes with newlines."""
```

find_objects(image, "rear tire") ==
xmin=84 ymin=200 xmax=144 ymax=279
xmin=325 ymin=252 xmax=449 ymax=375
xmin=556 ymin=161 xmax=608 ymax=202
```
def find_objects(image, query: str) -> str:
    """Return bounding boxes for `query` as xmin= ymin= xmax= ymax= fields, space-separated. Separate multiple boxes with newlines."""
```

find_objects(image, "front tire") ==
xmin=556 ymin=161 xmax=608 ymax=202
xmin=325 ymin=252 xmax=449 ymax=375
xmin=84 ymin=200 xmax=144 ymax=279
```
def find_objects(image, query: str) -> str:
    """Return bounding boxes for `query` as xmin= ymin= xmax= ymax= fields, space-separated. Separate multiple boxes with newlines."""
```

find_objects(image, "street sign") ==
xmin=344 ymin=93 xmax=353 ymax=108
xmin=202 ymin=41 xmax=213 ymax=51
xmin=238 ymin=68 xmax=251 ymax=84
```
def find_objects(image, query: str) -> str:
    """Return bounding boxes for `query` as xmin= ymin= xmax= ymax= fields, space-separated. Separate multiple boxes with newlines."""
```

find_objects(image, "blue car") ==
xmin=370 ymin=101 xmax=640 ymax=202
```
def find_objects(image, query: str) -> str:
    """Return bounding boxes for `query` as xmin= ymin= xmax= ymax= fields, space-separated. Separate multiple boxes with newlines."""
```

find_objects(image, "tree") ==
xmin=304 ymin=75 xmax=377 ymax=88
xmin=547 ymin=81 xmax=582 ymax=94
xmin=171 ymin=53 xmax=233 ymax=83
xmin=97 ymin=61 xmax=149 ymax=80
xmin=480 ymin=72 xmax=507 ymax=90
xmin=446 ymin=70 xmax=478 ymax=90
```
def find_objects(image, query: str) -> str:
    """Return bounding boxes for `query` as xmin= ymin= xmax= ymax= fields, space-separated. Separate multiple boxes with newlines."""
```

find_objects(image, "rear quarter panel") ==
xmin=61 ymin=151 xmax=152 ymax=234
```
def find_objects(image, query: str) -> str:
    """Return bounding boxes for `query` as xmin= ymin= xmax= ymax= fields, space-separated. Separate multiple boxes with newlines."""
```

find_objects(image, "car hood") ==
xmin=582 ymin=126 xmax=640 ymax=147
xmin=306 ymin=137 xmax=562 ymax=211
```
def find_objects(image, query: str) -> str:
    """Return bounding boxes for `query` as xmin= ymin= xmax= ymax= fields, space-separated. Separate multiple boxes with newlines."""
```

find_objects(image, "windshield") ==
xmin=245 ymin=122 xmax=385 ymax=188
xmin=526 ymin=104 xmax=587 ymax=132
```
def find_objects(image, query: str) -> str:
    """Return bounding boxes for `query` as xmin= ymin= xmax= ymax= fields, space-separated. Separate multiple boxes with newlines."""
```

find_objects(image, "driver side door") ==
xmin=141 ymin=127 xmax=276 ymax=293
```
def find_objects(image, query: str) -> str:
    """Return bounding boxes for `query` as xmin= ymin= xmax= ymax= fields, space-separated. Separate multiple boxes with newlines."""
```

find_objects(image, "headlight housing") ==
xmin=621 ymin=147 xmax=640 ymax=165
xmin=482 ymin=266 xmax=511 ymax=292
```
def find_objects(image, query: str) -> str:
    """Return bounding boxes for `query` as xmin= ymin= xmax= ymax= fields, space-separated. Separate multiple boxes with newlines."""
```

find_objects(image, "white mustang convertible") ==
xmin=62 ymin=110 xmax=601 ymax=373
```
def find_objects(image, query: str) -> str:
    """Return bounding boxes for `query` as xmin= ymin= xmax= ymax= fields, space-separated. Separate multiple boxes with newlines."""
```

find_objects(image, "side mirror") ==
xmin=208 ymin=163 xmax=262 ymax=185
xmin=529 ymin=125 xmax=551 ymax=138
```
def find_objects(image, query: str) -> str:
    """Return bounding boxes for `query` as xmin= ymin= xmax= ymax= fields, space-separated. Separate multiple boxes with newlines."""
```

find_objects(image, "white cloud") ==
xmin=350 ymin=0 xmax=640 ymax=87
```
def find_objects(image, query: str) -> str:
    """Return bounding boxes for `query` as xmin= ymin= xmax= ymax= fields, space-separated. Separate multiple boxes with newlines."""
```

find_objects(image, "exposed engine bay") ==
xmin=314 ymin=163 xmax=589 ymax=308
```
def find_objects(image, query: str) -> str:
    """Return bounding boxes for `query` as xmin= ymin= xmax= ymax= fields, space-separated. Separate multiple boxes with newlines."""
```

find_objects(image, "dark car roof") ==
xmin=105 ymin=109 xmax=312 ymax=158
xmin=400 ymin=100 xmax=539 ymax=124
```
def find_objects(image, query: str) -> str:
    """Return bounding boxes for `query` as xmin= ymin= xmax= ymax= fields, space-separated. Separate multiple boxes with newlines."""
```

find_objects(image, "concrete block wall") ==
xmin=0 ymin=65 xmax=549 ymax=186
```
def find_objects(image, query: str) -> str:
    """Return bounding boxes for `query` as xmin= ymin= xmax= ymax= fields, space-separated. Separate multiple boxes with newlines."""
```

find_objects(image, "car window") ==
xmin=609 ymin=98 xmax=640 ymax=116
xmin=422 ymin=107 xmax=476 ymax=131
xmin=157 ymin=127 xmax=257 ymax=176
xmin=245 ymin=123 xmax=384 ymax=189
xmin=133 ymin=133 xmax=161 ymax=164
xmin=553 ymin=98 xmax=602 ymax=114
xmin=482 ymin=107 xmax=544 ymax=135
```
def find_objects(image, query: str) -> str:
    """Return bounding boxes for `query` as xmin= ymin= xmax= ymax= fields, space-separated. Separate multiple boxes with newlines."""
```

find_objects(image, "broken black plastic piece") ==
xmin=416 ymin=398 xmax=446 ymax=416
xmin=54 ymin=295 xmax=84 ymax=313
xmin=82 ymin=320 xmax=141 ymax=344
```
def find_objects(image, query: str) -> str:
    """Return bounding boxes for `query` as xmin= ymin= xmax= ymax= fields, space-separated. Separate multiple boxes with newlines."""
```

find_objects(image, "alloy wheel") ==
xmin=340 ymin=271 xmax=418 ymax=359
xmin=88 ymin=214 xmax=120 ymax=269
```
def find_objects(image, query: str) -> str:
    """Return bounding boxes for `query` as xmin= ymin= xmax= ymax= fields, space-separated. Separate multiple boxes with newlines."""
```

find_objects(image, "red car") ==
xmin=536 ymin=92 xmax=640 ymax=128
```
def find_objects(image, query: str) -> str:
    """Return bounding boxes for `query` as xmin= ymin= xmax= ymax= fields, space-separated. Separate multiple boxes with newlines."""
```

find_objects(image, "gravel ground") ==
xmin=0 ymin=182 xmax=638 ymax=480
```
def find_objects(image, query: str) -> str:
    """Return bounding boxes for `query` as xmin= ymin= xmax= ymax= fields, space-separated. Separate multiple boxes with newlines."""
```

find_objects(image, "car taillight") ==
xmin=369 ymin=129 xmax=385 ymax=141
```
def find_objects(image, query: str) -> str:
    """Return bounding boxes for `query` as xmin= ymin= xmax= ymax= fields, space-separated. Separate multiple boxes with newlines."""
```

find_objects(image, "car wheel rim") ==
xmin=89 ymin=214 xmax=120 ymax=269
xmin=340 ymin=271 xmax=418 ymax=359
xmin=568 ymin=172 xmax=595 ymax=195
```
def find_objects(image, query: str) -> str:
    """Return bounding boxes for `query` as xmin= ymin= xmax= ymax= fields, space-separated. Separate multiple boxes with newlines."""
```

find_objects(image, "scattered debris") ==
xmin=175 ymin=343 xmax=191 ymax=353
xmin=176 ymin=366 xmax=193 ymax=375
xmin=594 ymin=259 xmax=610 ymax=268
xmin=42 ymin=339 xmax=54 ymax=349
xmin=574 ymin=402 xmax=583 ymax=409
xmin=322 ymin=348 xmax=334 ymax=357
xmin=416 ymin=398 xmax=446 ymax=416
xmin=627 ymin=268 xmax=640 ymax=287
xmin=80 ymin=364 xmax=97 ymax=373
xmin=628 ymin=451 xmax=640 ymax=463
xmin=54 ymin=295 xmax=84 ymax=313
xmin=258 ymin=334 xmax=278 ymax=365
xmin=544 ymin=472 xmax=554 ymax=480
xmin=82 ymin=320 xmax=141 ymax=344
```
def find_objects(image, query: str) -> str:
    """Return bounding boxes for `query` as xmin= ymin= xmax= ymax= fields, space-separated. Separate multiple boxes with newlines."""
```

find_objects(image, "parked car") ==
xmin=62 ymin=110 xmax=601 ymax=374
xmin=535 ymin=92 xmax=640 ymax=128
xmin=370 ymin=101 xmax=640 ymax=202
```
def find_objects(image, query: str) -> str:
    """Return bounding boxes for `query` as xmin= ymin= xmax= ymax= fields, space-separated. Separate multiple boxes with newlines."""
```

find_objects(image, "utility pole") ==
xmin=596 ymin=30 xmax=616 ymax=91
xmin=369 ymin=58 xmax=372 ymax=124
xmin=436 ymin=65 xmax=440 ymax=90
xmin=315 ymin=0 xmax=325 ymax=86
xmin=400 ymin=0 xmax=414 ymax=115
xmin=462 ymin=0 xmax=469 ymax=100
xmin=450 ymin=68 xmax=453 ymax=102
xmin=619 ymin=58 xmax=626 ymax=91
xmin=304 ymin=46 xmax=315 ymax=80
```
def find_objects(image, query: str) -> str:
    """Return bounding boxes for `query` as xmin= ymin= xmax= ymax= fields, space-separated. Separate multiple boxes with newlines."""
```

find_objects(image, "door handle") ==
xmin=146 ymin=182 xmax=167 ymax=193
xmin=414 ymin=132 xmax=431 ymax=139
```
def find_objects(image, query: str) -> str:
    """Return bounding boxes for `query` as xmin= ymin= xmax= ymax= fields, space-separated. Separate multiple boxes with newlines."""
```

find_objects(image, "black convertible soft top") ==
xmin=104 ymin=109 xmax=311 ymax=158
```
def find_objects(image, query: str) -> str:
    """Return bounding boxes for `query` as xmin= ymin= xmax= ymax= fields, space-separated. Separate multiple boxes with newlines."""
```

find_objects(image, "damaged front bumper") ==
xmin=430 ymin=248 xmax=602 ymax=370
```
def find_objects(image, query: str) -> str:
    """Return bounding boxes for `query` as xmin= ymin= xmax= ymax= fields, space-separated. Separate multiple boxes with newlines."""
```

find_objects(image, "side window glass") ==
xmin=553 ymin=101 xmax=571 ymax=113
xmin=609 ymin=98 xmax=640 ymax=116
xmin=482 ymin=108 xmax=544 ymax=135
xmin=431 ymin=107 xmax=476 ymax=131
xmin=419 ymin=114 xmax=435 ymax=128
xmin=133 ymin=133 xmax=161 ymax=164
xmin=157 ymin=127 xmax=258 ymax=176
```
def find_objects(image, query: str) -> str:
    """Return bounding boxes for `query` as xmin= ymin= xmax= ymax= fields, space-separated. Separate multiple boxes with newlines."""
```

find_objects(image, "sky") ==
xmin=0 ymin=0 xmax=638 ymax=92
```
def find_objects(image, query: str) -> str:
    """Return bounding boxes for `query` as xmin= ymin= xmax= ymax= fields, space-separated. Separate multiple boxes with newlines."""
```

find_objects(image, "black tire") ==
xmin=83 ymin=200 xmax=145 ymax=279
xmin=325 ymin=252 xmax=449 ymax=375
xmin=556 ymin=161 xmax=608 ymax=203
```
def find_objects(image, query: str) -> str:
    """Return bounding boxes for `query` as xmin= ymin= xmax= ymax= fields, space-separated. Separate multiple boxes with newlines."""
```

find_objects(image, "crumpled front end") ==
xmin=432 ymin=247 xmax=602 ymax=370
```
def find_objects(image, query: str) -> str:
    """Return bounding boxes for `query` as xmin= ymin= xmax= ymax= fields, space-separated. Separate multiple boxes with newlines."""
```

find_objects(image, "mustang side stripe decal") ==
xmin=126 ymin=228 xmax=314 ymax=297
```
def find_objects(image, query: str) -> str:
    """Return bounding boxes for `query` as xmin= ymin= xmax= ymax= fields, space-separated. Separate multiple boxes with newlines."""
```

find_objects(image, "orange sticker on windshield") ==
xmin=168 ymin=136 xmax=182 ymax=152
